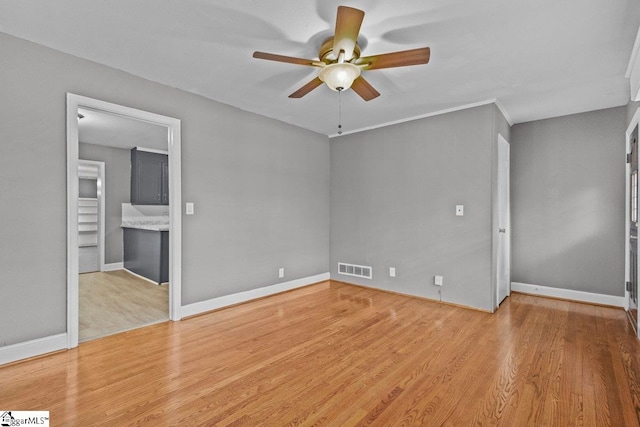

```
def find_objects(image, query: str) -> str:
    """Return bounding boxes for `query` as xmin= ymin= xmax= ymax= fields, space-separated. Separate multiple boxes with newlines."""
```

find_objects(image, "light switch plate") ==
xmin=434 ymin=275 xmax=444 ymax=286
xmin=186 ymin=202 xmax=194 ymax=215
xmin=455 ymin=205 xmax=464 ymax=216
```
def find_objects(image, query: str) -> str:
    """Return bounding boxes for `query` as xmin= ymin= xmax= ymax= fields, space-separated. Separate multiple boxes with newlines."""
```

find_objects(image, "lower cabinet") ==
xmin=123 ymin=228 xmax=169 ymax=284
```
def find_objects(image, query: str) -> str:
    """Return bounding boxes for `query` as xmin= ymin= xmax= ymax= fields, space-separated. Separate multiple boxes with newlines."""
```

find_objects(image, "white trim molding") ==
xmin=67 ymin=93 xmax=183 ymax=349
xmin=329 ymin=99 xmax=511 ymax=138
xmin=512 ymin=282 xmax=625 ymax=308
xmin=124 ymin=268 xmax=168 ymax=285
xmin=493 ymin=99 xmax=514 ymax=126
xmin=102 ymin=262 xmax=124 ymax=272
xmin=180 ymin=273 xmax=330 ymax=318
xmin=626 ymin=26 xmax=640 ymax=102
xmin=0 ymin=334 xmax=67 ymax=366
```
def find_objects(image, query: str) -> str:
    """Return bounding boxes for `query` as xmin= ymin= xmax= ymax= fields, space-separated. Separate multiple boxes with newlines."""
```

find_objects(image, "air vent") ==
xmin=338 ymin=262 xmax=372 ymax=279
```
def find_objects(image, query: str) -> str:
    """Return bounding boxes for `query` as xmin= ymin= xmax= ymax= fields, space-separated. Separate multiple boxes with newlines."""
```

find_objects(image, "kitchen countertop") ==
xmin=121 ymin=220 xmax=169 ymax=232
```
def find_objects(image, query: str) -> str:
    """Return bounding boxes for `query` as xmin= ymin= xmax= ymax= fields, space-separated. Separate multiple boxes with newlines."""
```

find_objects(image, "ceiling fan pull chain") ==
xmin=338 ymin=90 xmax=343 ymax=135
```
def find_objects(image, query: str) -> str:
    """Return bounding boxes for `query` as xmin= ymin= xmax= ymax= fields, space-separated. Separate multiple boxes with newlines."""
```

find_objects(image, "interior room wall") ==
xmin=330 ymin=104 xmax=499 ymax=311
xmin=0 ymin=33 xmax=330 ymax=347
xmin=79 ymin=178 xmax=98 ymax=199
xmin=79 ymin=143 xmax=131 ymax=265
xmin=510 ymin=107 xmax=626 ymax=296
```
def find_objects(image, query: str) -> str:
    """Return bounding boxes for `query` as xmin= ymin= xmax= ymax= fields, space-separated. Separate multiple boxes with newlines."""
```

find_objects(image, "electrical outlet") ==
xmin=278 ymin=268 xmax=284 ymax=278
xmin=186 ymin=202 xmax=195 ymax=215
xmin=389 ymin=267 xmax=396 ymax=277
xmin=434 ymin=275 xmax=443 ymax=286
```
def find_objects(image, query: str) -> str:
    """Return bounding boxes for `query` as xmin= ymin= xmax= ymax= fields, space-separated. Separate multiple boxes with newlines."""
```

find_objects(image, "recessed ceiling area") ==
xmin=2 ymin=0 xmax=639 ymax=135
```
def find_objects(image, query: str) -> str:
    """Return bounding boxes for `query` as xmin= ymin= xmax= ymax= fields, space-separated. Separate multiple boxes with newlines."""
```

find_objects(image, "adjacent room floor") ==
xmin=2 ymin=281 xmax=639 ymax=425
xmin=79 ymin=270 xmax=168 ymax=342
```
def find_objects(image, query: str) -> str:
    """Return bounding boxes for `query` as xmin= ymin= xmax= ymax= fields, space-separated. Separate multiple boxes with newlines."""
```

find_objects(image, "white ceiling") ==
xmin=78 ymin=108 xmax=168 ymax=151
xmin=2 ymin=0 xmax=639 ymax=136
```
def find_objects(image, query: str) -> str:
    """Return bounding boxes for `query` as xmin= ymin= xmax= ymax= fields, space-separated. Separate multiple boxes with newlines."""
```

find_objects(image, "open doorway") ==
xmin=78 ymin=160 xmax=105 ymax=275
xmin=77 ymin=110 xmax=169 ymax=341
xmin=67 ymin=94 xmax=182 ymax=348
xmin=626 ymin=108 xmax=640 ymax=337
xmin=496 ymin=135 xmax=511 ymax=306
xmin=493 ymin=134 xmax=511 ymax=310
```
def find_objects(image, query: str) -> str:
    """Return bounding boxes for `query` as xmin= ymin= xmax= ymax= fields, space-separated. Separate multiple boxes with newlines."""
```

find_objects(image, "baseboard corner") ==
xmin=102 ymin=262 xmax=124 ymax=272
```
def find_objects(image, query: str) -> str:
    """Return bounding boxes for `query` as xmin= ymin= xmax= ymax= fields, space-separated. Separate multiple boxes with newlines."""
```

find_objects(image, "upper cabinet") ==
xmin=131 ymin=148 xmax=169 ymax=205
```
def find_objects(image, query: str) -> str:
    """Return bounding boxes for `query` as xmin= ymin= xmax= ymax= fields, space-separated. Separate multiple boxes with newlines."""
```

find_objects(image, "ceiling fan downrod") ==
xmin=338 ymin=90 xmax=343 ymax=135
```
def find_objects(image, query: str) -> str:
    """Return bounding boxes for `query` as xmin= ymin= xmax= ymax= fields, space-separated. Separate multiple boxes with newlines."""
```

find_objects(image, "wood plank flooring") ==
xmin=79 ymin=270 xmax=168 ymax=341
xmin=2 ymin=281 xmax=639 ymax=426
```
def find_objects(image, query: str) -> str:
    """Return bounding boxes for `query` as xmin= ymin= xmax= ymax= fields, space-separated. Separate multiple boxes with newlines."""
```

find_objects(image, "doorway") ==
xmin=78 ymin=160 xmax=105 ymax=274
xmin=495 ymin=134 xmax=511 ymax=308
xmin=67 ymin=94 xmax=183 ymax=348
xmin=626 ymin=110 xmax=639 ymax=336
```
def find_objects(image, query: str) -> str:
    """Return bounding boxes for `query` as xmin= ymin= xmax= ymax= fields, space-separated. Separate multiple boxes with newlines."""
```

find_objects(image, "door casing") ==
xmin=496 ymin=136 xmax=511 ymax=307
xmin=625 ymin=107 xmax=640 ymax=337
xmin=66 ymin=93 xmax=183 ymax=348
xmin=78 ymin=160 xmax=106 ymax=273
xmin=491 ymin=133 xmax=511 ymax=312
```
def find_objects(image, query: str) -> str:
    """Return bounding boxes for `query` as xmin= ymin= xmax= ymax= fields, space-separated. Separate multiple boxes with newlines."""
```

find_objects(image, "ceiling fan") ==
xmin=252 ymin=6 xmax=431 ymax=101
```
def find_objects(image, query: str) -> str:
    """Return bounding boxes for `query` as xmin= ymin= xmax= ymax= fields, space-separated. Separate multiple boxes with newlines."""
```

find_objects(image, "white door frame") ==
xmin=66 ymin=93 xmax=183 ymax=348
xmin=78 ymin=160 xmax=106 ymax=272
xmin=625 ymin=108 xmax=640 ymax=337
xmin=491 ymin=133 xmax=511 ymax=311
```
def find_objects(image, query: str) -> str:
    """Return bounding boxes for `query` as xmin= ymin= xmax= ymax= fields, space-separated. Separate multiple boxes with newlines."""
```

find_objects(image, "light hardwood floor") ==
xmin=79 ymin=270 xmax=168 ymax=342
xmin=2 ymin=281 xmax=639 ymax=425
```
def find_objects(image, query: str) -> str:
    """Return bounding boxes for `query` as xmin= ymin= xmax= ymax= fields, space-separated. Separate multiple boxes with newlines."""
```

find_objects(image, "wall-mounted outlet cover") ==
xmin=434 ymin=275 xmax=444 ymax=286
xmin=278 ymin=267 xmax=284 ymax=278
xmin=389 ymin=267 xmax=396 ymax=277
xmin=455 ymin=205 xmax=464 ymax=216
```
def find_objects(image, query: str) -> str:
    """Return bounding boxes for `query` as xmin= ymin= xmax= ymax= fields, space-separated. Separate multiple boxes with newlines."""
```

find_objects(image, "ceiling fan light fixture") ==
xmin=318 ymin=62 xmax=361 ymax=92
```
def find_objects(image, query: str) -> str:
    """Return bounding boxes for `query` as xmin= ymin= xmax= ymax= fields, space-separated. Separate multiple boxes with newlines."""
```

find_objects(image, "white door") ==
xmin=497 ymin=136 xmax=511 ymax=305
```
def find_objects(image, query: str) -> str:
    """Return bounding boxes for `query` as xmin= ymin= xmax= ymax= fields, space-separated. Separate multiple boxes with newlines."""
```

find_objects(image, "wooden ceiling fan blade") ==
xmin=333 ymin=6 xmax=364 ymax=61
xmin=289 ymin=77 xmax=324 ymax=98
xmin=355 ymin=47 xmax=430 ymax=70
xmin=351 ymin=76 xmax=380 ymax=101
xmin=253 ymin=51 xmax=319 ymax=67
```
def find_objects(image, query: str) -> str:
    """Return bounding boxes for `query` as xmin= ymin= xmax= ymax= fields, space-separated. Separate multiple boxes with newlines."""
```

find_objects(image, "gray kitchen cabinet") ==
xmin=130 ymin=148 xmax=169 ymax=205
xmin=123 ymin=228 xmax=169 ymax=284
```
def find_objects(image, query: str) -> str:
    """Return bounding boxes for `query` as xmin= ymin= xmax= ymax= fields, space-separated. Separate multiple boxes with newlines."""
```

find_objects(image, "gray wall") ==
xmin=330 ymin=104 xmax=502 ymax=311
xmin=0 ymin=33 xmax=330 ymax=347
xmin=510 ymin=107 xmax=626 ymax=296
xmin=79 ymin=143 xmax=131 ymax=264
xmin=79 ymin=179 xmax=98 ymax=199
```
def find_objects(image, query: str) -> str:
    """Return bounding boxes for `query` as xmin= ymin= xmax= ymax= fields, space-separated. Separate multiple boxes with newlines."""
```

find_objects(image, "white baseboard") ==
xmin=103 ymin=262 xmax=124 ymax=272
xmin=180 ymin=272 xmax=330 ymax=318
xmin=0 ymin=333 xmax=68 ymax=366
xmin=511 ymin=282 xmax=625 ymax=307
xmin=122 ymin=268 xmax=167 ymax=285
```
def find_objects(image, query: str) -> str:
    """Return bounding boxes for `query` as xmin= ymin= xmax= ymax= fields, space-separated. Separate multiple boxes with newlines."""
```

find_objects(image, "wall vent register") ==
xmin=338 ymin=262 xmax=373 ymax=279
